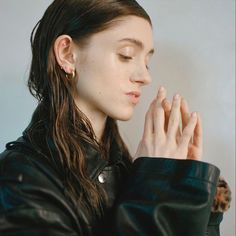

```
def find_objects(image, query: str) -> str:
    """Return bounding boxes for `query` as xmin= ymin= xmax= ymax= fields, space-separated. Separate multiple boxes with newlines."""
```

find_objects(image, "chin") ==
xmin=117 ymin=116 xmax=132 ymax=121
xmin=112 ymin=109 xmax=134 ymax=121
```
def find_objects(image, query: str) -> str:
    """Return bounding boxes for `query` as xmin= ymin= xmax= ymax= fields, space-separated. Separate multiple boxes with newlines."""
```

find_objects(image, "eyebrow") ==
xmin=118 ymin=38 xmax=155 ymax=55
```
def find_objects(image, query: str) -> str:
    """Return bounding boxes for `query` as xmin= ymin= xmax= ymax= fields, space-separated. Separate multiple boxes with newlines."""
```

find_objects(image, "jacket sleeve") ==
xmin=0 ymin=152 xmax=83 ymax=236
xmin=114 ymin=157 xmax=221 ymax=236
xmin=207 ymin=213 xmax=223 ymax=236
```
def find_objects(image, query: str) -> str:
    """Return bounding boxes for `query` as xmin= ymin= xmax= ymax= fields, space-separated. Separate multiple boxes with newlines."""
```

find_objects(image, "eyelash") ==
xmin=119 ymin=55 xmax=133 ymax=61
xmin=118 ymin=55 xmax=149 ymax=70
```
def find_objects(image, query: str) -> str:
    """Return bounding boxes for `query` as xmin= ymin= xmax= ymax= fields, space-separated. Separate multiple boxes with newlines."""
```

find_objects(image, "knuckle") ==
xmin=168 ymin=115 xmax=178 ymax=126
xmin=166 ymin=133 xmax=176 ymax=142
xmin=169 ymin=116 xmax=175 ymax=124
xmin=182 ymin=129 xmax=192 ymax=137
xmin=153 ymin=105 xmax=163 ymax=116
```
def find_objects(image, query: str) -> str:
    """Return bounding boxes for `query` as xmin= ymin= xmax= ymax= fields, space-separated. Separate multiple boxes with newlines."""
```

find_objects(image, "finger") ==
xmin=193 ymin=113 xmax=202 ymax=147
xmin=162 ymin=98 xmax=182 ymax=142
xmin=176 ymin=121 xmax=182 ymax=144
xmin=180 ymin=98 xmax=190 ymax=131
xmin=153 ymin=103 xmax=165 ymax=138
xmin=167 ymin=94 xmax=181 ymax=140
xmin=153 ymin=102 xmax=165 ymax=138
xmin=156 ymin=86 xmax=166 ymax=102
xmin=162 ymin=98 xmax=171 ymax=132
xmin=178 ymin=112 xmax=198 ymax=149
xmin=153 ymin=87 xmax=166 ymax=137
xmin=143 ymin=99 xmax=155 ymax=138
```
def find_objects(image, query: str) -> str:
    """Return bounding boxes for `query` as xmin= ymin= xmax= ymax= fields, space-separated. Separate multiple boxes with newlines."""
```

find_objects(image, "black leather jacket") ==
xmin=0 ymin=105 xmax=223 ymax=236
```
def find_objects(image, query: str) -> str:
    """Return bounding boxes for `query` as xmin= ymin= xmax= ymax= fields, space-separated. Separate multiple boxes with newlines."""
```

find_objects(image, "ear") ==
xmin=54 ymin=35 xmax=77 ymax=74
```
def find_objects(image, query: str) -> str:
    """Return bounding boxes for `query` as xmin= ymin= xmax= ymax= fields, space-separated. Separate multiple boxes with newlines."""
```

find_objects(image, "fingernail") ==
xmin=192 ymin=112 xmax=197 ymax=117
xmin=174 ymin=94 xmax=180 ymax=100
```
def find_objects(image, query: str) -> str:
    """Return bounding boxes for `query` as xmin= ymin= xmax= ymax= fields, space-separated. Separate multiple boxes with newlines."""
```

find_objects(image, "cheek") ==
xmin=75 ymin=53 xmax=130 ymax=102
xmin=87 ymin=58 xmax=124 ymax=92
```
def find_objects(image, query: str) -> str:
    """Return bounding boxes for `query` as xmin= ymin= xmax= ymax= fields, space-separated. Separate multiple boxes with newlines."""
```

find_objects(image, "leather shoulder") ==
xmin=0 ymin=147 xmax=64 ymax=195
xmin=0 ymin=147 xmax=82 ymax=234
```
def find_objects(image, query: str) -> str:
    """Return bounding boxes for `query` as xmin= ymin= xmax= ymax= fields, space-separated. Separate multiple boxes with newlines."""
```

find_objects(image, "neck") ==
xmin=75 ymin=100 xmax=107 ymax=142
xmin=89 ymin=113 xmax=107 ymax=143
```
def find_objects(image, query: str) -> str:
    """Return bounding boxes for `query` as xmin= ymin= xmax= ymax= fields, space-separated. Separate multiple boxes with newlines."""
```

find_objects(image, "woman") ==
xmin=0 ymin=0 xmax=231 ymax=235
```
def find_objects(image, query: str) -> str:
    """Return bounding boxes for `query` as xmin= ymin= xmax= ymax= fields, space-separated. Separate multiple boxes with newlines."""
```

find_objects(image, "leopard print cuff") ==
xmin=211 ymin=176 xmax=231 ymax=213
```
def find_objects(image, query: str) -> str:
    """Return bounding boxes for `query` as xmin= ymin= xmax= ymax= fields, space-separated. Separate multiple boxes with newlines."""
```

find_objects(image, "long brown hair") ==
xmin=28 ymin=0 xmax=152 ymax=217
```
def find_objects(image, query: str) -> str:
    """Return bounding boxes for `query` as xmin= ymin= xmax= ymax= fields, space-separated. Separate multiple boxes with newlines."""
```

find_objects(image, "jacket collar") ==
xmin=21 ymin=104 xmax=123 ymax=179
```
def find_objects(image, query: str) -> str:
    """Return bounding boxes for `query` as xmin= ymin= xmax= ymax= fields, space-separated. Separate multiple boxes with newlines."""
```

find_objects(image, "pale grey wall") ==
xmin=0 ymin=1 xmax=235 ymax=235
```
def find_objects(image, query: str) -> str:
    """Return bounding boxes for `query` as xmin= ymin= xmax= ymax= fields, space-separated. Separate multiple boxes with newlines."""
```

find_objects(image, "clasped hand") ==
xmin=134 ymin=86 xmax=202 ymax=161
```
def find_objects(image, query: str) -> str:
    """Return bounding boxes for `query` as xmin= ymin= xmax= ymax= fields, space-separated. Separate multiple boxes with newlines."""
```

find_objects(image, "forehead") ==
xmin=88 ymin=16 xmax=154 ymax=52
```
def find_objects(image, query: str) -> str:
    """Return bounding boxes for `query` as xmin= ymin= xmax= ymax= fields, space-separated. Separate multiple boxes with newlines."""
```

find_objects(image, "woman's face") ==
xmin=74 ymin=16 xmax=154 ymax=121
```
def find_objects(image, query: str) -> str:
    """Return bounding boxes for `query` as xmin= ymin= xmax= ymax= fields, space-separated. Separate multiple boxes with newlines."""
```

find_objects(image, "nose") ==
xmin=130 ymin=66 xmax=152 ymax=86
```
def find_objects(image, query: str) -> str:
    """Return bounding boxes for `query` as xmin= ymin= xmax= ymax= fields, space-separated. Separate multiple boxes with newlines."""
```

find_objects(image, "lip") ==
xmin=126 ymin=91 xmax=141 ymax=97
xmin=126 ymin=91 xmax=141 ymax=104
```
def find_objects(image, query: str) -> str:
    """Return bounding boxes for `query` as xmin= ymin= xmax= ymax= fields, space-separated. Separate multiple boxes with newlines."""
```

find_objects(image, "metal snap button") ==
xmin=98 ymin=173 xmax=106 ymax=183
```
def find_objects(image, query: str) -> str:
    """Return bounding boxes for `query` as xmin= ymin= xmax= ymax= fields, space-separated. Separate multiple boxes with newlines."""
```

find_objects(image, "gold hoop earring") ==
xmin=72 ymin=70 xmax=75 ymax=79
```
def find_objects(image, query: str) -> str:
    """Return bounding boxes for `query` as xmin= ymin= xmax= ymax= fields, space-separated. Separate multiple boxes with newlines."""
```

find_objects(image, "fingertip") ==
xmin=191 ymin=112 xmax=197 ymax=118
xmin=174 ymin=93 xmax=180 ymax=100
xmin=158 ymin=86 xmax=165 ymax=92
xmin=190 ymin=112 xmax=198 ymax=127
xmin=157 ymin=86 xmax=166 ymax=96
xmin=156 ymin=86 xmax=167 ymax=100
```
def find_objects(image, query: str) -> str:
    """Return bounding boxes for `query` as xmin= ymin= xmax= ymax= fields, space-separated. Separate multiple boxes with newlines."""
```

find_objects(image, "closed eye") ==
xmin=118 ymin=54 xmax=150 ymax=70
xmin=119 ymin=55 xmax=133 ymax=60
